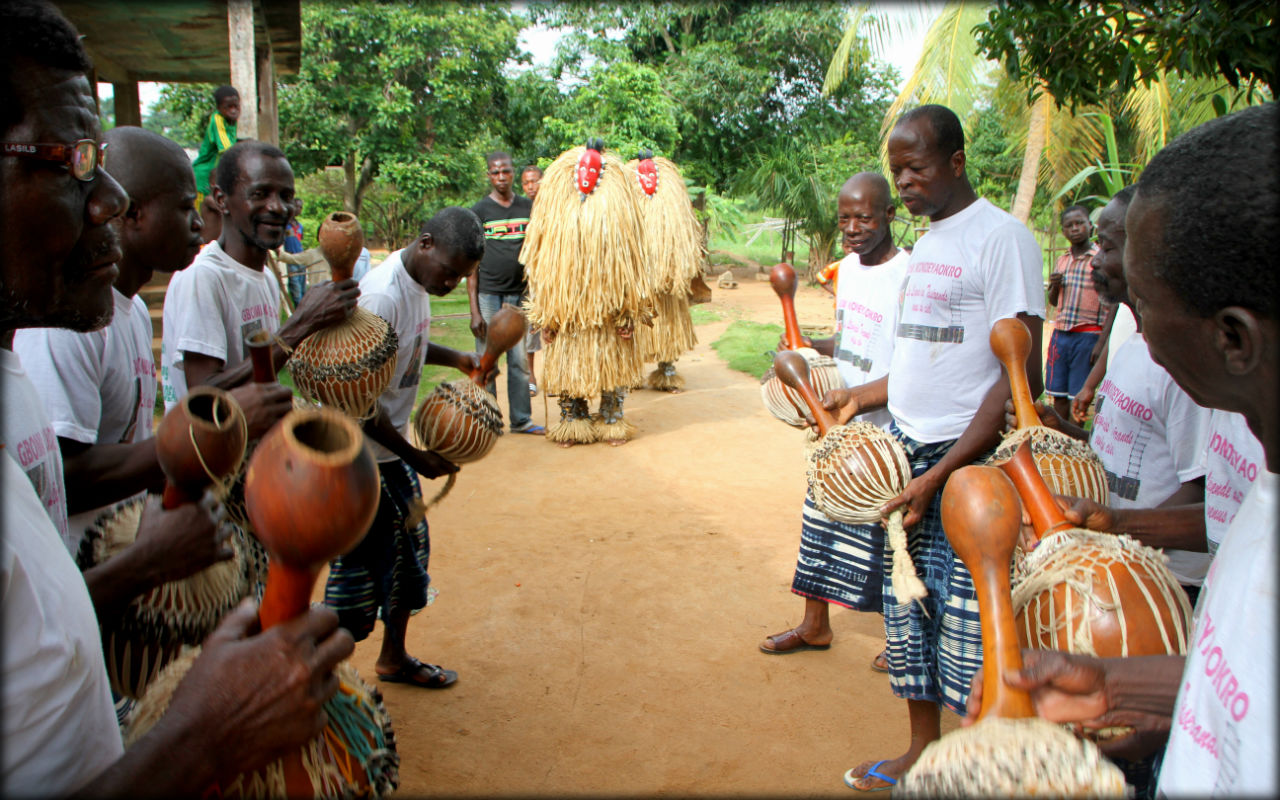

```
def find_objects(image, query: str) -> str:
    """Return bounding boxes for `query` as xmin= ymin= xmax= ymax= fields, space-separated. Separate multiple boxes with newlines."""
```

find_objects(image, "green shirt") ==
xmin=192 ymin=112 xmax=237 ymax=195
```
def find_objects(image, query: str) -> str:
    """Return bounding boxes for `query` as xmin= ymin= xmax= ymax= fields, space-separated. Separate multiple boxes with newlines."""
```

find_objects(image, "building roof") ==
xmin=56 ymin=0 xmax=300 ymax=84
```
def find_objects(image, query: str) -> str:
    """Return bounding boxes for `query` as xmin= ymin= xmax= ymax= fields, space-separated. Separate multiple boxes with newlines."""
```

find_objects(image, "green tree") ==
xmin=146 ymin=83 xmax=215 ymax=149
xmin=974 ymin=0 xmax=1277 ymax=112
xmin=540 ymin=60 xmax=681 ymax=158
xmin=277 ymin=1 xmax=523 ymax=215
xmin=732 ymin=134 xmax=880 ymax=278
xmin=532 ymin=1 xmax=897 ymax=192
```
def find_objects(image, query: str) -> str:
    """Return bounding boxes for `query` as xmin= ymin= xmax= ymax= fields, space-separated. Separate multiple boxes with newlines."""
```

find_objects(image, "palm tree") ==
xmin=824 ymin=2 xmax=1271 ymax=225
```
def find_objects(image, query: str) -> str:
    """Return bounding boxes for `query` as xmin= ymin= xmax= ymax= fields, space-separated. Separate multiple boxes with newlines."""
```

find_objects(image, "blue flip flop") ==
xmin=843 ymin=760 xmax=898 ymax=792
xmin=512 ymin=424 xmax=545 ymax=435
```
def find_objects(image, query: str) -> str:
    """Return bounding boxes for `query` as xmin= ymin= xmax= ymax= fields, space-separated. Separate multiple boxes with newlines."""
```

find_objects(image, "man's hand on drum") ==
xmin=285 ymin=278 xmax=360 ymax=342
xmin=134 ymin=492 xmax=234 ymax=585
xmin=229 ymin=381 xmax=295 ymax=440
xmin=775 ymin=333 xmax=814 ymax=351
xmin=406 ymin=447 xmax=459 ymax=480
xmin=164 ymin=599 xmax=354 ymax=782
xmin=881 ymin=466 xmax=945 ymax=530
xmin=1002 ymin=397 xmax=1064 ymax=432
xmin=456 ymin=351 xmax=499 ymax=387
xmin=962 ymin=650 xmax=1172 ymax=760
xmin=1057 ymin=494 xmax=1118 ymax=533
xmin=821 ymin=387 xmax=861 ymax=426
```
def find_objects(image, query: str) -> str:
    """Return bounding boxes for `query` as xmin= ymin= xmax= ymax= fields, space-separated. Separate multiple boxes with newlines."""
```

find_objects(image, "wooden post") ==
xmin=256 ymin=43 xmax=278 ymax=146
xmin=228 ymin=0 xmax=258 ymax=140
xmin=112 ymin=82 xmax=142 ymax=128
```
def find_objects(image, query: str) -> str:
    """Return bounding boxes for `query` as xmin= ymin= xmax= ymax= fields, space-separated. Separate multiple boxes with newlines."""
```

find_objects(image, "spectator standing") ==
xmin=192 ymin=85 xmax=239 ymax=242
xmin=283 ymin=217 xmax=305 ymax=306
xmin=1045 ymin=204 xmax=1107 ymax=420
xmin=467 ymin=151 xmax=542 ymax=433
xmin=521 ymin=164 xmax=543 ymax=394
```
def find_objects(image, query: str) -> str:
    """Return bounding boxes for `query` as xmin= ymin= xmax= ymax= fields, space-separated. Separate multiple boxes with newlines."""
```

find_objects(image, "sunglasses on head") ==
xmin=2 ymin=139 xmax=108 ymax=182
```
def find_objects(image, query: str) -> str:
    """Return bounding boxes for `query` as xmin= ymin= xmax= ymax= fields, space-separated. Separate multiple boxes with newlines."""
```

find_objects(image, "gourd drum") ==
xmin=760 ymin=262 xmax=843 ymax=428
xmin=987 ymin=317 xmax=1109 ymax=505
xmin=126 ymin=408 xmax=399 ymax=798
xmin=897 ymin=465 xmax=1126 ymax=797
xmin=290 ymin=212 xmax=398 ymax=420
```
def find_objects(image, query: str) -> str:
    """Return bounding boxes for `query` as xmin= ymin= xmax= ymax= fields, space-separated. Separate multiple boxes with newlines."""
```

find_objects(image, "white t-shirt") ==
xmin=356 ymin=250 xmax=431 ymax=463
xmin=2 ymin=404 xmax=123 ymax=795
xmin=14 ymin=288 xmax=156 ymax=546
xmin=832 ymin=248 xmax=909 ymax=430
xmin=1158 ymin=470 xmax=1277 ymax=797
xmin=1107 ymin=302 xmax=1138 ymax=366
xmin=887 ymin=198 xmax=1045 ymax=443
xmin=1 ymin=348 xmax=71 ymax=549
xmin=161 ymin=240 xmax=282 ymax=409
xmin=1089 ymin=333 xmax=1211 ymax=585
xmin=1201 ymin=409 xmax=1265 ymax=556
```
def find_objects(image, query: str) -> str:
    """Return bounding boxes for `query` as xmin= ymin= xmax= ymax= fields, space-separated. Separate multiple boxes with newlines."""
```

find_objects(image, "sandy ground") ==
xmin=324 ymin=276 xmax=970 ymax=797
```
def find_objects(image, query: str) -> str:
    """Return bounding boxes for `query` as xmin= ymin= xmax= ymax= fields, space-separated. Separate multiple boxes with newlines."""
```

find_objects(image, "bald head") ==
xmin=837 ymin=172 xmax=898 ymax=264
xmin=840 ymin=172 xmax=893 ymax=209
xmin=103 ymin=126 xmax=193 ymax=206
xmin=102 ymin=126 xmax=203 ymax=283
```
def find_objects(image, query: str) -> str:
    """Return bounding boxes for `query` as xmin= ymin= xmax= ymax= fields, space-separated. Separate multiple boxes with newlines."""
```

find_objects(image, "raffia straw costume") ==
xmin=625 ymin=152 xmax=703 ymax=392
xmin=522 ymin=140 xmax=653 ymax=444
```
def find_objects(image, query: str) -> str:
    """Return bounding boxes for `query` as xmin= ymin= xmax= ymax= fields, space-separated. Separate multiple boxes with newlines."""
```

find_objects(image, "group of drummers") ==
xmin=755 ymin=102 xmax=1275 ymax=795
xmin=2 ymin=2 xmax=1277 ymax=797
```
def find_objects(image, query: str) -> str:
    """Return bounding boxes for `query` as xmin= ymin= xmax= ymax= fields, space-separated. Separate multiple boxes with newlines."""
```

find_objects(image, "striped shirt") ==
xmin=1051 ymin=245 xmax=1108 ymax=330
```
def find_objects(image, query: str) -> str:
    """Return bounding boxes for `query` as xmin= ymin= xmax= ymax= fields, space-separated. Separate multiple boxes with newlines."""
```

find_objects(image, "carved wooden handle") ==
xmin=472 ymin=305 xmax=528 ymax=385
xmin=997 ymin=439 xmax=1074 ymax=544
xmin=770 ymin=262 xmax=805 ymax=350
xmin=247 ymin=328 xmax=276 ymax=385
xmin=990 ymin=317 xmax=1040 ymax=430
xmin=941 ymin=465 xmax=1036 ymax=720
xmin=772 ymin=350 xmax=836 ymax=436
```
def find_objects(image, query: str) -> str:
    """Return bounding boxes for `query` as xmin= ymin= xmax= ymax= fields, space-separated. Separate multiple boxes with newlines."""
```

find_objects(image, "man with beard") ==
xmin=1 ymin=2 xmax=354 ymax=794
xmin=160 ymin=140 xmax=357 ymax=408
xmin=965 ymin=102 xmax=1277 ymax=797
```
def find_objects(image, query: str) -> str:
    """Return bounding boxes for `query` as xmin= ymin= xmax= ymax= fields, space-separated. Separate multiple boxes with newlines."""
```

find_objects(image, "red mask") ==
xmin=576 ymin=147 xmax=602 ymax=195
xmin=636 ymin=157 xmax=658 ymax=195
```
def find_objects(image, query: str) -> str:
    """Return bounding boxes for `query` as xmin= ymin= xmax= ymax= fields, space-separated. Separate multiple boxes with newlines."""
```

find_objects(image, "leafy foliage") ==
xmin=540 ymin=60 xmax=681 ymax=158
xmin=276 ymin=1 xmax=523 ymax=215
xmin=974 ymin=0 xmax=1278 ymax=111
xmin=147 ymin=83 xmax=216 ymax=148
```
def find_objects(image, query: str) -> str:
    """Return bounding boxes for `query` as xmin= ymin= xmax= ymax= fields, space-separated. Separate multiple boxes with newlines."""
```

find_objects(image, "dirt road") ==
xmin=328 ymin=277 xmax=961 ymax=797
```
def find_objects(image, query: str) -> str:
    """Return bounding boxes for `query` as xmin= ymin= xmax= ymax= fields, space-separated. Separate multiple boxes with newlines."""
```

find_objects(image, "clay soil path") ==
xmin=324 ymin=278 xmax=960 ymax=797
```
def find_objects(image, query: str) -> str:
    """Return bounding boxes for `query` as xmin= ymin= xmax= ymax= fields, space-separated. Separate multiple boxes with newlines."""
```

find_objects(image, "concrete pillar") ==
xmin=112 ymin=82 xmax=142 ymax=127
xmin=256 ymin=43 xmax=278 ymax=146
xmin=228 ymin=0 xmax=258 ymax=140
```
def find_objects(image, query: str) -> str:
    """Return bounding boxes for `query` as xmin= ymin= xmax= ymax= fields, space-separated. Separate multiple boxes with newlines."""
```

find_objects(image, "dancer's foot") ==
xmin=759 ymin=627 xmax=832 ymax=654
xmin=605 ymin=437 xmax=628 ymax=447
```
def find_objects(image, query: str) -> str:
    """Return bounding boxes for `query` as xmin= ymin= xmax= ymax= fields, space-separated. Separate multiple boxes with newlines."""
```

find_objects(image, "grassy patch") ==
xmin=711 ymin=320 xmax=783 ymax=379
xmin=689 ymin=305 xmax=724 ymax=324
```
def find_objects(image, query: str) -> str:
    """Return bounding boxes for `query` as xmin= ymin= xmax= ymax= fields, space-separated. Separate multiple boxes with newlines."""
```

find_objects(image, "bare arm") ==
xmin=1060 ymin=479 xmax=1207 ymax=552
xmin=467 ymin=276 xmax=486 ymax=340
xmin=60 ymin=438 xmax=163 ymax=515
xmin=362 ymin=403 xmax=458 ymax=480
xmin=820 ymin=375 xmax=889 ymax=426
xmin=184 ymin=279 xmax=360 ymax=391
xmin=82 ymin=494 xmax=232 ymax=621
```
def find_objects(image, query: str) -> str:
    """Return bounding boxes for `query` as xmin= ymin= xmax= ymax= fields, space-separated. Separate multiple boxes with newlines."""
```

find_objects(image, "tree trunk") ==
xmin=1011 ymin=93 xmax=1050 ymax=224
xmin=342 ymin=155 xmax=358 ymax=215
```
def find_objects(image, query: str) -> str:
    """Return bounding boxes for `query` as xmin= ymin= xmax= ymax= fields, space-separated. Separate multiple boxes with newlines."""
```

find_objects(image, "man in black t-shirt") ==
xmin=467 ymin=151 xmax=541 ymax=433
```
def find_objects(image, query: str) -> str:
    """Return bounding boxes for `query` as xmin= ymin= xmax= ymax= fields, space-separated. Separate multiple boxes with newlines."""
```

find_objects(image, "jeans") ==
xmin=286 ymin=263 xmax=306 ymax=307
xmin=474 ymin=292 xmax=532 ymax=430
